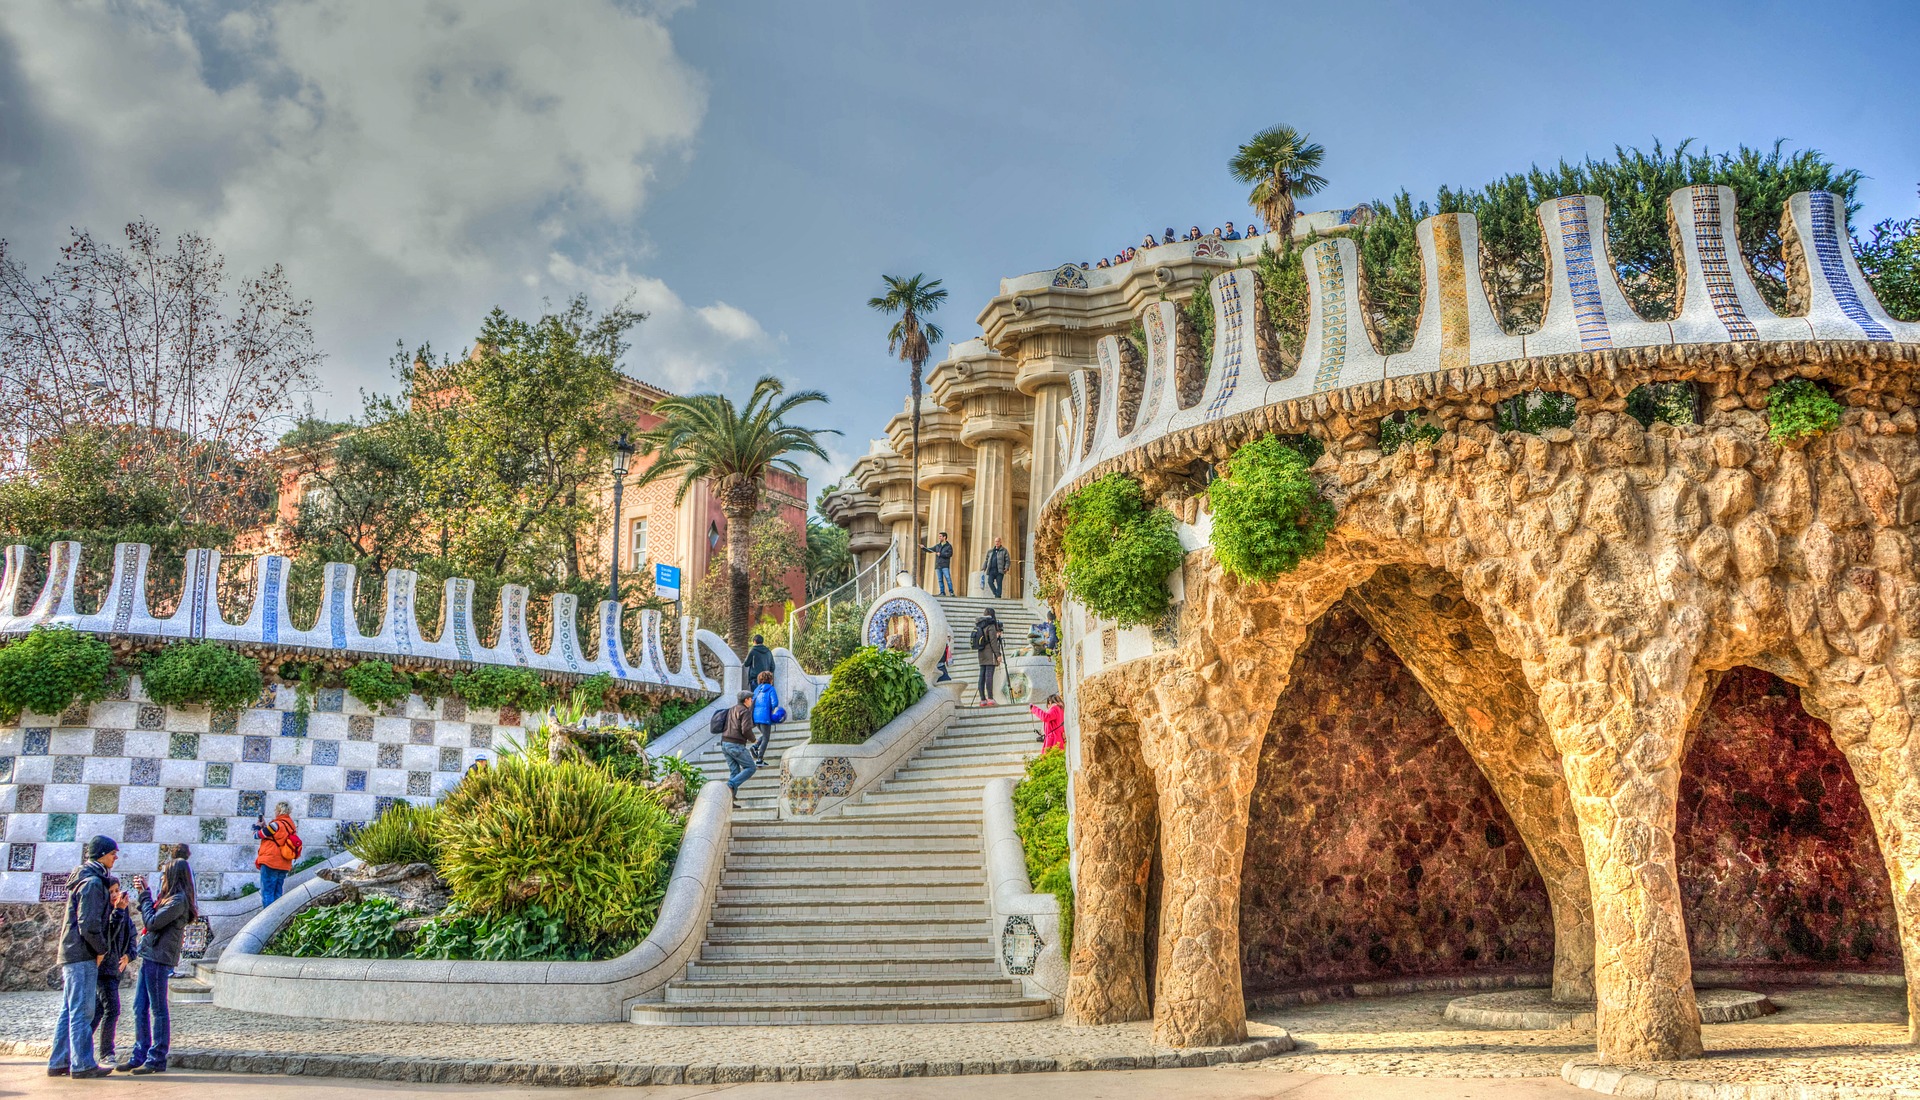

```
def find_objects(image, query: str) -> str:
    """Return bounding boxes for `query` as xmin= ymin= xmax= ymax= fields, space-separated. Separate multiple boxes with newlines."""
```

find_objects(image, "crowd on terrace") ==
xmin=1077 ymin=220 xmax=1263 ymax=270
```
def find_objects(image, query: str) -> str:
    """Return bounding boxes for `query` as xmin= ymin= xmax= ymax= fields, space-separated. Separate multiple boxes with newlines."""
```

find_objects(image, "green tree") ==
xmin=629 ymin=377 xmax=836 ymax=653
xmin=687 ymin=504 xmax=808 ymax=629
xmin=1857 ymin=186 xmax=1920 ymax=321
xmin=1229 ymin=125 xmax=1329 ymax=243
xmin=868 ymin=274 xmax=947 ymax=564
xmin=805 ymin=517 xmax=852 ymax=600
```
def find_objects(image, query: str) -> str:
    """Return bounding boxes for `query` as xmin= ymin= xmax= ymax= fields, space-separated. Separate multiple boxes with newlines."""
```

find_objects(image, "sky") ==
xmin=3 ymin=0 xmax=1918 ymax=502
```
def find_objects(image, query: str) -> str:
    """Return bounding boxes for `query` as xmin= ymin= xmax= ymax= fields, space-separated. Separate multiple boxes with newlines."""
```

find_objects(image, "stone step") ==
xmin=703 ymin=916 xmax=987 ymax=943
xmin=883 ymin=761 xmax=1033 ymax=783
xmin=715 ymin=884 xmax=986 ymax=907
xmin=842 ymin=793 xmax=984 ymax=814
xmin=721 ymin=866 xmax=983 ymax=887
xmin=684 ymin=956 xmax=1003 ymax=981
xmin=729 ymin=819 xmax=980 ymax=841
xmin=727 ymin=837 xmax=980 ymax=858
xmin=631 ymin=996 xmax=1054 ymax=1025
xmin=663 ymin=975 xmax=1027 ymax=1005
xmin=698 ymin=934 xmax=991 ymax=960
xmin=710 ymin=898 xmax=989 ymax=920
xmin=724 ymin=853 xmax=981 ymax=873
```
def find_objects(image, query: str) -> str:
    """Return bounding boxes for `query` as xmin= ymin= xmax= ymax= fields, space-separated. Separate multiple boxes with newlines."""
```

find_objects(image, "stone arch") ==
xmin=1674 ymin=667 xmax=1900 ymax=975
xmin=1239 ymin=600 xmax=1561 ymax=1000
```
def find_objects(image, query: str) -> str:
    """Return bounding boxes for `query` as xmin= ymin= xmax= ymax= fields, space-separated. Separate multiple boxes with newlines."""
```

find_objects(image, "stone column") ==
xmin=932 ymin=346 xmax=1028 ymax=599
xmin=1064 ymin=673 xmax=1156 ymax=1025
xmin=1014 ymin=336 xmax=1085 ymax=508
xmin=913 ymin=407 xmax=971 ymax=595
xmin=860 ymin=449 xmax=921 ymax=588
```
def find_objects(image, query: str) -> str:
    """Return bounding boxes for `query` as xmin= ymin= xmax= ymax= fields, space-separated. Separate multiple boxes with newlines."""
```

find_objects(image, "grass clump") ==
xmin=347 ymin=800 xmax=440 ymax=867
xmin=0 ymin=626 xmax=113 ymax=723
xmin=1060 ymin=474 xmax=1186 ymax=628
xmin=809 ymin=646 xmax=927 ymax=745
xmin=1767 ymin=378 xmax=1843 ymax=445
xmin=1012 ymin=747 xmax=1073 ymax=957
xmin=141 ymin=641 xmax=263 ymax=710
xmin=1207 ymin=436 xmax=1336 ymax=584
xmin=433 ymin=755 xmax=682 ymax=941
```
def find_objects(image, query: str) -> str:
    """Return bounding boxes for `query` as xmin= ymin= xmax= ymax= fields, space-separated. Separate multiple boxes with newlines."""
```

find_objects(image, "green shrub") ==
xmin=342 ymin=660 xmax=411 ymax=709
xmin=1257 ymin=241 xmax=1311 ymax=364
xmin=1626 ymin=381 xmax=1698 ymax=428
xmin=809 ymin=645 xmax=927 ymax=745
xmin=0 ymin=626 xmax=113 ymax=723
xmin=1768 ymin=378 xmax=1843 ymax=444
xmin=1209 ymin=435 xmax=1337 ymax=584
xmin=648 ymin=751 xmax=708 ymax=797
xmin=1012 ymin=747 xmax=1073 ymax=957
xmin=1379 ymin=411 xmax=1443 ymax=455
xmin=451 ymin=665 xmax=549 ymax=712
xmin=347 ymin=801 xmax=439 ymax=866
xmin=433 ymin=755 xmax=682 ymax=940
xmin=265 ymin=897 xmax=410 ymax=959
xmin=795 ymin=614 xmax=863 ymax=675
xmin=141 ymin=641 xmax=263 ymax=710
xmin=1060 ymin=474 xmax=1186 ymax=628
xmin=569 ymin=672 xmax=617 ymax=714
xmin=407 ymin=902 xmax=619 ymax=962
xmin=1495 ymin=390 xmax=1577 ymax=434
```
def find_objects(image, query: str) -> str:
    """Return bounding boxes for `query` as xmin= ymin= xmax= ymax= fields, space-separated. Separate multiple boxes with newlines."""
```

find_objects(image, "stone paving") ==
xmin=1 ymin=984 xmax=1913 ymax=1090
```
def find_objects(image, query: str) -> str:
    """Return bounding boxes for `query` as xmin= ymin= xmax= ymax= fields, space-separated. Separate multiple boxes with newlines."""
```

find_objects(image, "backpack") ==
xmin=275 ymin=822 xmax=302 ymax=863
xmin=709 ymin=707 xmax=731 ymax=735
xmin=971 ymin=621 xmax=987 ymax=649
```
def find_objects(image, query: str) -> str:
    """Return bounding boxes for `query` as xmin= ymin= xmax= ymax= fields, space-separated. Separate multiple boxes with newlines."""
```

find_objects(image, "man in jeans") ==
xmin=719 ymin=692 xmax=758 ymax=797
xmin=920 ymin=533 xmax=955 ymax=596
xmin=49 ymin=835 xmax=118 ymax=1078
xmin=982 ymin=537 xmax=1011 ymax=599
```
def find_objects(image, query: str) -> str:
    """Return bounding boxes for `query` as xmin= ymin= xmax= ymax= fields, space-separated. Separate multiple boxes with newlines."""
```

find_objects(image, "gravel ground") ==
xmin=1 ymin=984 xmax=1911 ymax=1087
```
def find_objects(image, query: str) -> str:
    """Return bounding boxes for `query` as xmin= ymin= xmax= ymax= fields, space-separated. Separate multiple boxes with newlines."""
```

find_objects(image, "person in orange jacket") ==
xmin=251 ymin=802 xmax=301 ymax=908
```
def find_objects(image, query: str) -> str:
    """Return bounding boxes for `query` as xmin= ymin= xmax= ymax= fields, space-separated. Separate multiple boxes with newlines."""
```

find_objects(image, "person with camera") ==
xmin=252 ymin=802 xmax=302 ymax=908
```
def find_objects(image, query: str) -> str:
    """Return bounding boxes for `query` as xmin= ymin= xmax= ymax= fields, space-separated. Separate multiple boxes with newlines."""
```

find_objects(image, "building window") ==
xmin=708 ymin=521 xmax=722 ymax=551
xmin=628 ymin=517 xmax=648 ymax=566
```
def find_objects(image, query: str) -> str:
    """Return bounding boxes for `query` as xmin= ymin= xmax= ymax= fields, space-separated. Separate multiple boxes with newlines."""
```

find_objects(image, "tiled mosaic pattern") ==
xmin=0 ymin=695 xmax=519 ymax=900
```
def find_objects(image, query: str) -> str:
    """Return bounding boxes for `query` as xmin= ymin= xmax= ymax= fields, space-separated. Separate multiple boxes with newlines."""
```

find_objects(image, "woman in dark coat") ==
xmin=122 ymin=859 xmax=195 ymax=1074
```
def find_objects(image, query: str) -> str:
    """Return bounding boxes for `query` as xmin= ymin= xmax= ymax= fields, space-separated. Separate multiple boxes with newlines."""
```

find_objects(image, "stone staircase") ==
xmin=636 ymin=595 xmax=1050 ymax=1024
xmin=933 ymin=595 xmax=1041 ymax=708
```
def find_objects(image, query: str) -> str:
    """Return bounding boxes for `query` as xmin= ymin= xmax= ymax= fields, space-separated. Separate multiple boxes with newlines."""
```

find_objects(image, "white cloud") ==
xmin=0 ymin=0 xmax=759 ymax=410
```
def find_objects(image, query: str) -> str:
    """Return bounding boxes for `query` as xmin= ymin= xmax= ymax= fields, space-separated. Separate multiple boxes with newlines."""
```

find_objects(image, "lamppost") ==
xmin=609 ymin=433 xmax=635 ymax=603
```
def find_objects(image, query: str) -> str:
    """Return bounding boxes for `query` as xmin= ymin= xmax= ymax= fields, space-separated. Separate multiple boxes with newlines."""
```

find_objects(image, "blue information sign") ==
xmin=654 ymin=563 xmax=681 ymax=601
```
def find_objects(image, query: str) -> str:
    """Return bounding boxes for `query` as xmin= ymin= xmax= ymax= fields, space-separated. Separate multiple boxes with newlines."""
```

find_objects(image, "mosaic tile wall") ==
xmin=0 ymin=679 xmax=521 ymax=903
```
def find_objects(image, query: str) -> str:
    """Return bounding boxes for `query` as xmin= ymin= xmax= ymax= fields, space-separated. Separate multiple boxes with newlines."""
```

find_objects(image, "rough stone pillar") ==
xmin=1533 ymin=652 xmax=1706 ymax=1062
xmin=1063 ymin=674 xmax=1156 ymax=1025
xmin=1800 ymin=665 xmax=1920 ymax=1042
xmin=1346 ymin=567 xmax=1596 ymax=1001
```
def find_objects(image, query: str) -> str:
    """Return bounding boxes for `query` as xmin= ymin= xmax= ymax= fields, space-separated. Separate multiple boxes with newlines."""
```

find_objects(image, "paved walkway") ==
xmin=3 ymin=983 xmax=1910 ymax=1091
xmin=1 ymin=1058 xmax=1586 ymax=1098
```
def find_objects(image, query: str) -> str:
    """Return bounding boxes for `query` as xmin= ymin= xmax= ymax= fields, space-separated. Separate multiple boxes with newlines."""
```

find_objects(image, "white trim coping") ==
xmin=983 ymin=777 xmax=1066 ymax=1004
xmin=778 ymin=688 xmax=954 ymax=819
xmin=210 ymin=779 xmax=732 ymax=1023
xmin=199 ymin=851 xmax=359 ymax=956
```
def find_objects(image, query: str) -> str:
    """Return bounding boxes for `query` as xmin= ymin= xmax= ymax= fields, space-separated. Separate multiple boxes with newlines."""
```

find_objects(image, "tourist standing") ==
xmin=720 ymin=692 xmax=758 ymax=796
xmin=751 ymin=670 xmax=782 ymax=766
xmin=123 ymin=857 xmax=194 ymax=1075
xmin=921 ymin=533 xmax=955 ymax=595
xmin=252 ymin=802 xmax=301 ymax=908
xmin=1031 ymin=694 xmax=1066 ymax=753
xmin=744 ymin=635 xmax=775 ymax=687
xmin=982 ymin=537 xmax=1011 ymax=599
xmin=90 ymin=878 xmax=135 ymax=1065
xmin=48 ymin=835 xmax=117 ymax=1078
xmin=1224 ymin=221 xmax=1241 ymax=240
xmin=972 ymin=608 xmax=1004 ymax=706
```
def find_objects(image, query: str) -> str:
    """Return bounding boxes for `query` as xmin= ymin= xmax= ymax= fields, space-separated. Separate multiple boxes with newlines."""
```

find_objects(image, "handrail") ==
xmin=786 ymin=538 xmax=898 ymax=642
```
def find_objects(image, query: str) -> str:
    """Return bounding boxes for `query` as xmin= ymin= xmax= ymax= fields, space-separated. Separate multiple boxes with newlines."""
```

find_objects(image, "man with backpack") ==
xmin=252 ymin=803 xmax=301 ymax=908
xmin=971 ymin=608 xmax=1004 ymax=706
xmin=744 ymin=635 xmax=775 ymax=686
xmin=982 ymin=537 xmax=1012 ymax=599
xmin=719 ymin=691 xmax=758 ymax=797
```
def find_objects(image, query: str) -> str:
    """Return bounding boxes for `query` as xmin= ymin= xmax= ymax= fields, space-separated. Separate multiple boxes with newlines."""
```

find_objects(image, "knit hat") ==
xmin=85 ymin=835 xmax=118 ymax=859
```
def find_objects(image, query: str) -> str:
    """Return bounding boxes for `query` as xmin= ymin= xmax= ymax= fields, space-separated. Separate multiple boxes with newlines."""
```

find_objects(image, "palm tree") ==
xmin=1229 ymin=125 xmax=1330 ymax=243
xmin=629 ymin=376 xmax=837 ymax=654
xmin=868 ymin=274 xmax=947 ymax=573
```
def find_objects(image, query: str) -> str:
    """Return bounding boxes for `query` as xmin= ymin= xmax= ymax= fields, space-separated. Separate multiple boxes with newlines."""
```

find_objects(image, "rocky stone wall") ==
xmin=1679 ymin=667 xmax=1901 ymax=970
xmin=1238 ymin=606 xmax=1556 ymax=996
xmin=0 ymin=902 xmax=59 ymax=991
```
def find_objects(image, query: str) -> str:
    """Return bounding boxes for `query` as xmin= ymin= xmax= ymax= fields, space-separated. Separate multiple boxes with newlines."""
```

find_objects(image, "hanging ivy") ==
xmin=1207 ymin=435 xmax=1337 ymax=583
xmin=1060 ymin=474 xmax=1186 ymax=627
xmin=1767 ymin=378 xmax=1843 ymax=445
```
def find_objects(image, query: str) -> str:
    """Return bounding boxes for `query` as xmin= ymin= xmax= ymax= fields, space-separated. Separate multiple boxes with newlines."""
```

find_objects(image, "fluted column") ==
xmin=858 ymin=447 xmax=922 ymax=588
xmin=933 ymin=344 xmax=1029 ymax=599
xmin=909 ymin=407 xmax=971 ymax=595
xmin=1014 ymin=336 xmax=1086 ymax=510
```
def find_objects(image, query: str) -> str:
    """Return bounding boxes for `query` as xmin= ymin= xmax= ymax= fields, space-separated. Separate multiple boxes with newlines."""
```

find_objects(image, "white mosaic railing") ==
xmin=0 ymin=541 xmax=725 ymax=693
xmin=1053 ymin=187 xmax=1920 ymax=504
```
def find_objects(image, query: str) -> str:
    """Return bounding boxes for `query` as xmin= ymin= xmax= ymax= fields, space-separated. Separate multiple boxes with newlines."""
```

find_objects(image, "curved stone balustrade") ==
xmin=1047 ymin=188 xmax=1920 ymax=521
xmin=0 ymin=542 xmax=726 ymax=694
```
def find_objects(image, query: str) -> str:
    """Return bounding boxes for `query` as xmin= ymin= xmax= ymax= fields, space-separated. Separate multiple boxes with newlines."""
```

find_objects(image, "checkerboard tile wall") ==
xmin=0 ymin=694 xmax=523 ymax=901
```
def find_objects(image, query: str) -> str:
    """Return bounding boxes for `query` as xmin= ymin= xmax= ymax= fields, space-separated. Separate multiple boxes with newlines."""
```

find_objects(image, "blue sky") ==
xmin=3 ymin=0 xmax=1917 ymax=496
